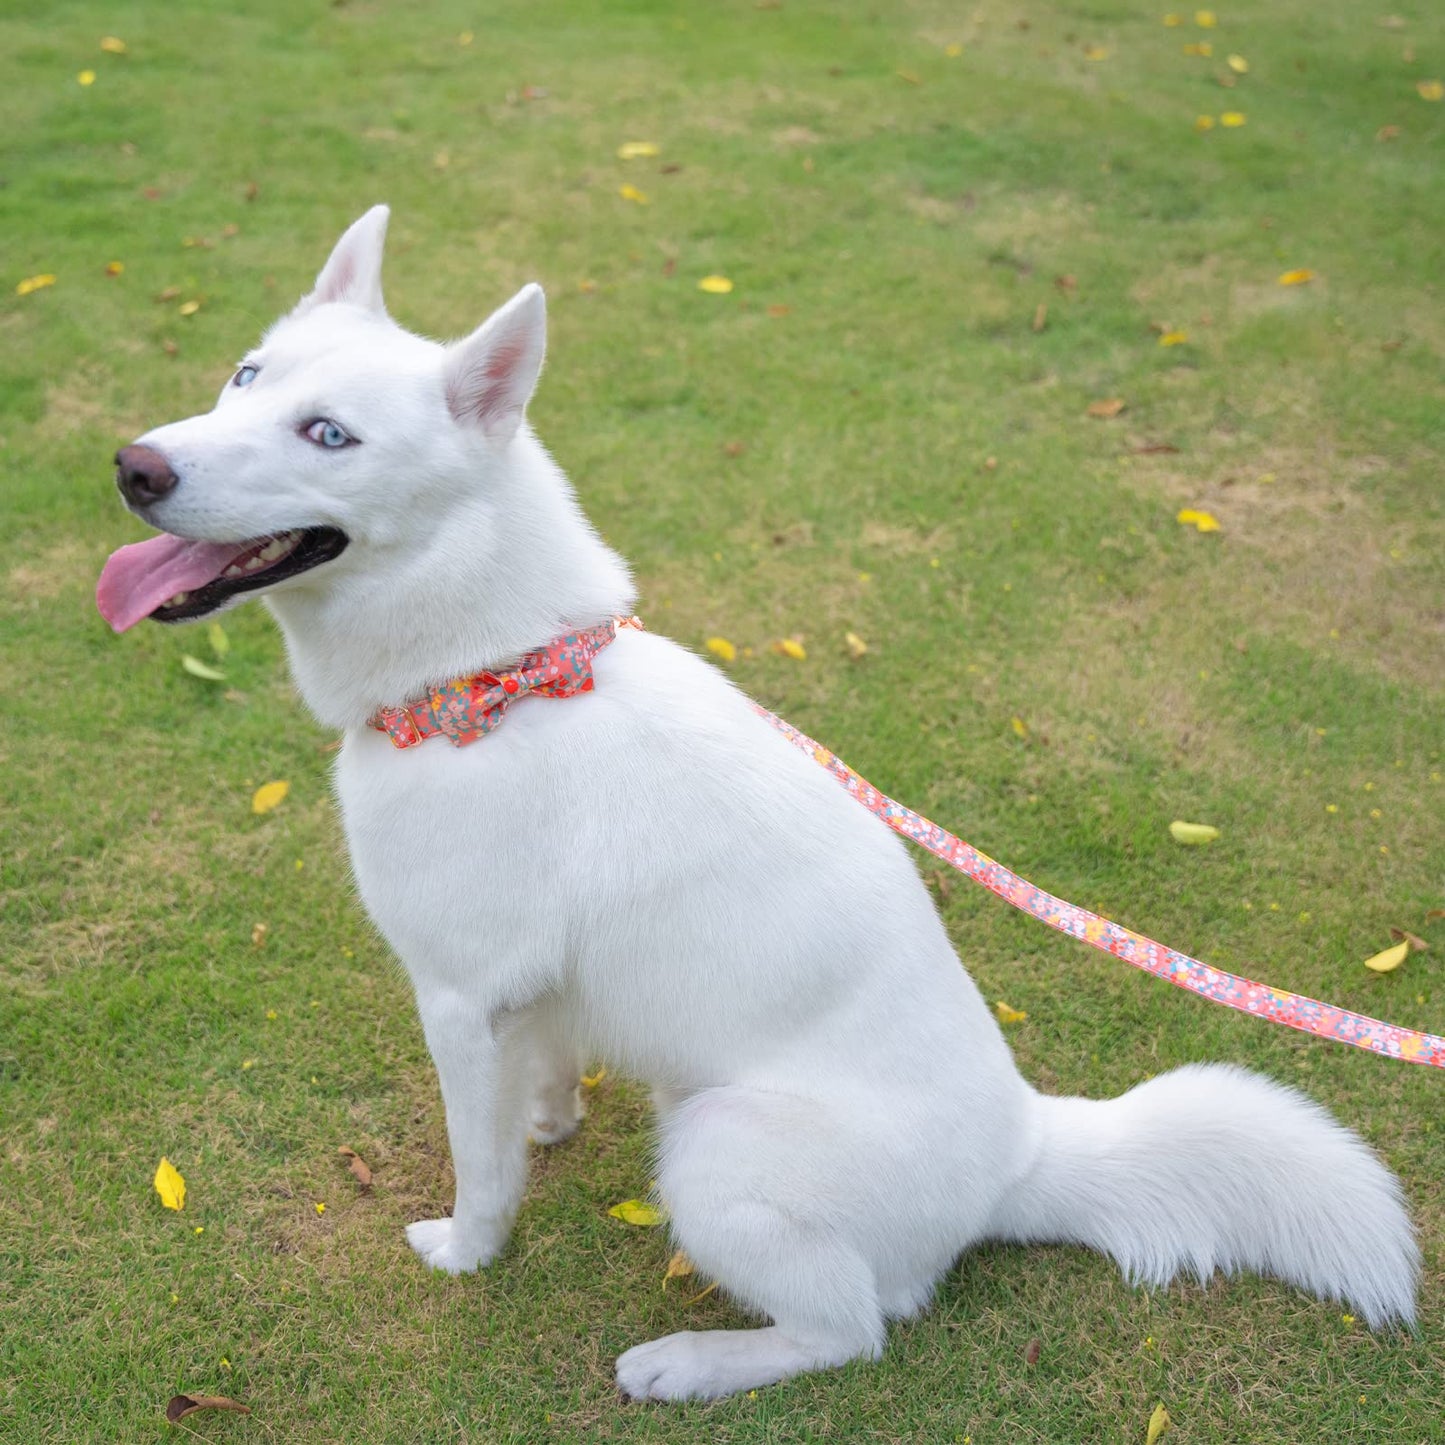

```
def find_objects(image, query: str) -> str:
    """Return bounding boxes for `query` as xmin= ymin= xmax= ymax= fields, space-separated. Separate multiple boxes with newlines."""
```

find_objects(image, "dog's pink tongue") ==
xmin=96 ymin=534 xmax=245 ymax=632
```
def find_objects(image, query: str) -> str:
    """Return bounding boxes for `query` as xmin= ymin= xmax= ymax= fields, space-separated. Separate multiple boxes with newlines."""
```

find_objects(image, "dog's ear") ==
xmin=444 ymin=284 xmax=547 ymax=439
xmin=302 ymin=205 xmax=390 ymax=312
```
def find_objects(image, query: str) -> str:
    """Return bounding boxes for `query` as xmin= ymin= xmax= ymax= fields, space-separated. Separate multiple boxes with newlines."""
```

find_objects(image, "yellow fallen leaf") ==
xmin=1159 ymin=330 xmax=1188 ymax=346
xmin=315 ymin=1201 xmax=326 ymax=1214
xmin=1176 ymin=508 xmax=1220 ymax=532
xmin=1146 ymin=1402 xmax=1172 ymax=1445
xmin=1227 ymin=53 xmax=1248 ymax=72
xmin=845 ymin=631 xmax=869 ymax=660
xmin=1183 ymin=42 xmax=1213 ymax=56
xmin=207 ymin=621 xmax=230 ymax=657
xmin=178 ymin=299 xmax=201 ymax=315
xmin=154 ymin=1157 xmax=186 ymax=1210
xmin=944 ymin=42 xmax=964 ymax=57
xmin=1194 ymin=9 xmax=1216 ymax=26
xmin=1220 ymin=111 xmax=1246 ymax=127
xmin=251 ymin=921 xmax=268 ymax=948
xmin=105 ymin=260 xmax=124 ymax=276
xmin=251 ymin=780 xmax=290 ymax=814
xmin=996 ymin=1001 xmax=1028 ymax=1025
xmin=1084 ymin=44 xmax=1109 ymax=60
xmin=775 ymin=638 xmax=807 ymax=660
xmin=16 ymin=274 xmax=57 ymax=296
xmin=1087 ymin=397 xmax=1126 ymax=417
xmin=663 ymin=1249 xmax=696 ymax=1287
xmin=1170 ymin=820 xmax=1220 ymax=844
xmin=1363 ymin=941 xmax=1409 ymax=974
xmin=1417 ymin=79 xmax=1443 ymax=102
xmin=1163 ymin=13 xmax=1183 ymax=25
xmin=687 ymin=1280 xmax=720 ymax=1304
xmin=698 ymin=275 xmax=734 ymax=294
xmin=1010 ymin=716 xmax=1028 ymax=739
xmin=1278 ymin=269 xmax=1315 ymax=286
xmin=78 ymin=69 xmax=96 ymax=85
xmin=618 ymin=183 xmax=649 ymax=204
xmin=617 ymin=141 xmax=660 ymax=159
xmin=1194 ymin=114 xmax=1216 ymax=131
xmin=181 ymin=654 xmax=225 ymax=681
xmin=706 ymin=636 xmax=737 ymax=663
xmin=100 ymin=35 xmax=127 ymax=54
xmin=608 ymin=1199 xmax=665 ymax=1227
xmin=580 ymin=1065 xmax=607 ymax=1087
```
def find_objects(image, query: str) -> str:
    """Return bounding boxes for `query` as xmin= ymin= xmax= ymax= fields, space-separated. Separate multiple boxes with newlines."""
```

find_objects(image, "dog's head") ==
xmin=97 ymin=206 xmax=548 ymax=632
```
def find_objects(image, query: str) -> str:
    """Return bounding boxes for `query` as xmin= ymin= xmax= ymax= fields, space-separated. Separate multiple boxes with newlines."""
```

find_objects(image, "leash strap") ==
xmin=757 ymin=705 xmax=1443 ymax=1069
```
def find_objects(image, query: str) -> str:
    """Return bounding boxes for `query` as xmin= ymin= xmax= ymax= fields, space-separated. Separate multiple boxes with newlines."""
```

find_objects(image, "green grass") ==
xmin=2 ymin=1 xmax=1442 ymax=1440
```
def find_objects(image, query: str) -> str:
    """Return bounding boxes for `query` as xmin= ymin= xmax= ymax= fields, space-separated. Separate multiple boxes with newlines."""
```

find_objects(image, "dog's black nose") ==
xmin=115 ymin=445 xmax=179 ymax=507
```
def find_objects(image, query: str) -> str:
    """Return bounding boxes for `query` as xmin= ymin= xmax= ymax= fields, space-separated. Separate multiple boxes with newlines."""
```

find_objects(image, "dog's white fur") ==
xmin=124 ymin=207 xmax=1418 ymax=1400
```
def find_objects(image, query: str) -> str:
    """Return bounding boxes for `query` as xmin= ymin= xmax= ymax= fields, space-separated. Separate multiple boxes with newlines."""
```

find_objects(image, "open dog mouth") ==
xmin=96 ymin=525 xmax=348 ymax=632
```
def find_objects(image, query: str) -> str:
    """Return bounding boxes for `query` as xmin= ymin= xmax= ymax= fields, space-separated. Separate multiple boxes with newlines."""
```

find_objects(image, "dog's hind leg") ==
xmin=615 ymin=1086 xmax=885 ymax=1401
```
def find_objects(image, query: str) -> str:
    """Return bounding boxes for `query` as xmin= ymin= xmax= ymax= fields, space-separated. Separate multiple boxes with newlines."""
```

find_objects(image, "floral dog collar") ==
xmin=370 ymin=617 xmax=639 ymax=749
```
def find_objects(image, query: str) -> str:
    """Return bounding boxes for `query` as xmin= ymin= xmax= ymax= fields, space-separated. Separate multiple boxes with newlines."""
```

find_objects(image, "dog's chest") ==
xmin=332 ymin=723 xmax=580 ymax=991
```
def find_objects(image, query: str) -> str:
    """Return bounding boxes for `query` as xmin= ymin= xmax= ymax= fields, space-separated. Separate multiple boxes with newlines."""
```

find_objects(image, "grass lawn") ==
xmin=2 ymin=0 xmax=1442 ymax=1440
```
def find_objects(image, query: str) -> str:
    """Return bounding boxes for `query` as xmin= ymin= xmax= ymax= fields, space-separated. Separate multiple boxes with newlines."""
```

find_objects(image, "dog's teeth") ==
xmin=258 ymin=538 xmax=285 ymax=562
xmin=245 ymin=556 xmax=266 ymax=571
xmin=169 ymin=591 xmax=189 ymax=605
xmin=223 ymin=564 xmax=245 ymax=578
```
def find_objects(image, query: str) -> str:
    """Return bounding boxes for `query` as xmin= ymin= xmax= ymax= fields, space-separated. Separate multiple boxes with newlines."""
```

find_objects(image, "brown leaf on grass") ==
xmin=1024 ymin=1337 xmax=1042 ymax=1364
xmin=1087 ymin=398 xmax=1126 ymax=418
xmin=166 ymin=1394 xmax=251 ymax=1424
xmin=155 ymin=286 xmax=181 ymax=303
xmin=1425 ymin=909 xmax=1445 ymax=921
xmin=251 ymin=921 xmax=268 ymax=948
xmin=337 ymin=1146 xmax=372 ymax=1188
xmin=1031 ymin=302 xmax=1048 ymax=332
xmin=663 ymin=1249 xmax=696 ymax=1287
xmin=722 ymin=441 xmax=746 ymax=457
xmin=1129 ymin=443 xmax=1180 ymax=455
xmin=766 ymin=303 xmax=791 ymax=317
xmin=1055 ymin=273 xmax=1077 ymax=292
xmin=1388 ymin=928 xmax=1428 ymax=953
xmin=244 ymin=180 xmax=260 ymax=201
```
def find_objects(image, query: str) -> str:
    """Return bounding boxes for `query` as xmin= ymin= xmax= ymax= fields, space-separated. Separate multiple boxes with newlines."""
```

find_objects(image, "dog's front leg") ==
xmin=405 ymin=986 xmax=530 ymax=1275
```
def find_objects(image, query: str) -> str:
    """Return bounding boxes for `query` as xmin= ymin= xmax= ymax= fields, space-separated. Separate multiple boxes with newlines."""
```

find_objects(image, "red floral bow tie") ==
xmin=369 ymin=618 xmax=639 ymax=749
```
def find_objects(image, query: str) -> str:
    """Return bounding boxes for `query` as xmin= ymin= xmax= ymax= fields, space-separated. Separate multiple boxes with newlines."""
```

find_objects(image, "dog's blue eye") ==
xmin=233 ymin=365 xmax=258 ymax=388
xmin=304 ymin=419 xmax=354 ymax=449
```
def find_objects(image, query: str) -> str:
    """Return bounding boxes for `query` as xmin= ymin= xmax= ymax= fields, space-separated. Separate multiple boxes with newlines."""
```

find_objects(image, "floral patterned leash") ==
xmin=757 ymin=705 xmax=1444 ymax=1069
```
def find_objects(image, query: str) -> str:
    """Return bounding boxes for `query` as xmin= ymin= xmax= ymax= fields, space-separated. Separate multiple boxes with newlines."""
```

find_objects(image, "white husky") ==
xmin=98 ymin=207 xmax=1417 ymax=1401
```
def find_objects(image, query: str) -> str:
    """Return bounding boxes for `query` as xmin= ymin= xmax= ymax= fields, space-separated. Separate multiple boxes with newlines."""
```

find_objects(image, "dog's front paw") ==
xmin=528 ymin=1081 xmax=585 ymax=1146
xmin=405 ymin=1217 xmax=497 ymax=1274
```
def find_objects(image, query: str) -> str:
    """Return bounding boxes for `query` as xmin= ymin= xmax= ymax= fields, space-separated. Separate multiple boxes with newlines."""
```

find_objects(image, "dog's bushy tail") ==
xmin=987 ymin=1064 xmax=1417 ymax=1328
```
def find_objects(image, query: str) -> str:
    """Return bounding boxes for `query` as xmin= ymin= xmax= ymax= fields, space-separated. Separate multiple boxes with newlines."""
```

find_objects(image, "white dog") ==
xmin=98 ymin=207 xmax=1418 ymax=1401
